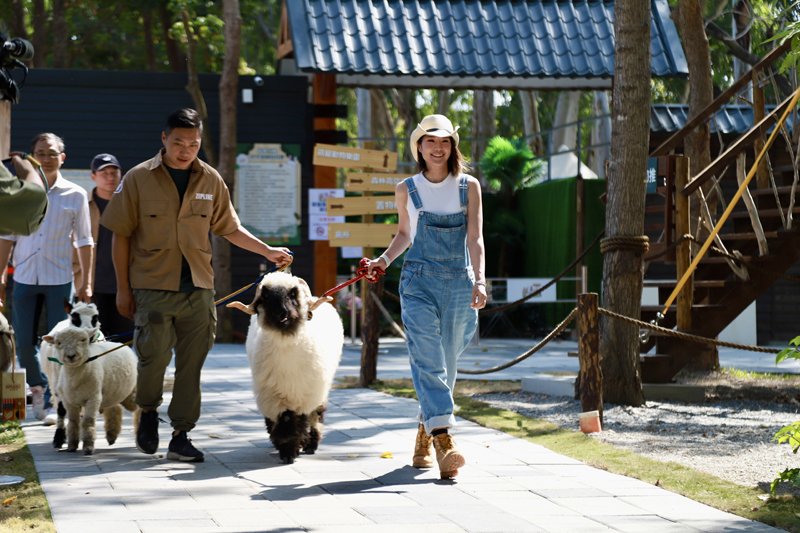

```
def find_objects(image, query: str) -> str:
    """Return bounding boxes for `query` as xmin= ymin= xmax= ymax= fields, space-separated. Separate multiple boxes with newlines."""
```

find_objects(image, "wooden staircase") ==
xmin=638 ymin=37 xmax=800 ymax=382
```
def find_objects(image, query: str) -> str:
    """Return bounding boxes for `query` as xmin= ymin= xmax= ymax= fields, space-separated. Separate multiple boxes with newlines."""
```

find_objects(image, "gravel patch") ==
xmin=474 ymin=391 xmax=800 ymax=497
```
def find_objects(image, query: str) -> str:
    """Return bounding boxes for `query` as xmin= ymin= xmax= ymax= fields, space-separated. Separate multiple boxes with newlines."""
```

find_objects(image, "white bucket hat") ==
xmin=409 ymin=114 xmax=460 ymax=162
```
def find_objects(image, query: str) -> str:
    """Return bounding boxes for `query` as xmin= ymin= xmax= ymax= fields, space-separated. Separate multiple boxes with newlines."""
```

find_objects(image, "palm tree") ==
xmin=479 ymin=136 xmax=543 ymax=277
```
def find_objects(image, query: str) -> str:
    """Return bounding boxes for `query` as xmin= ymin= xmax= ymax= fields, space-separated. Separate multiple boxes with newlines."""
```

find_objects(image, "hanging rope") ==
xmin=457 ymin=308 xmax=578 ymax=374
xmin=600 ymin=235 xmax=649 ymax=255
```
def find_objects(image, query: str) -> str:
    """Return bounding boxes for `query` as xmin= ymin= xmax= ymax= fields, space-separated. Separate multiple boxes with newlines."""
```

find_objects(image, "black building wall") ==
xmin=9 ymin=69 xmax=314 ymax=339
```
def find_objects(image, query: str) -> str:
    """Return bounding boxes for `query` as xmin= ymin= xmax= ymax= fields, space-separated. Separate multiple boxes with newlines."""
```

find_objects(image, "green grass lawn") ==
xmin=0 ymin=421 xmax=54 ymax=533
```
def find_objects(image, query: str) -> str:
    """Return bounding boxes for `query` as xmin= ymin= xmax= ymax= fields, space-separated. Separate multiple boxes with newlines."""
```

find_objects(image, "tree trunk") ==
xmin=677 ymin=0 xmax=715 ymax=237
xmin=592 ymin=91 xmax=612 ymax=179
xmin=181 ymin=9 xmax=217 ymax=168
xmin=360 ymin=276 xmax=383 ymax=387
xmin=598 ymin=0 xmax=649 ymax=406
xmin=519 ymin=90 xmax=544 ymax=156
xmin=390 ymin=88 xmax=418 ymax=163
xmin=142 ymin=9 xmax=159 ymax=72
xmin=9 ymin=0 xmax=28 ymax=41
xmin=31 ymin=0 xmax=47 ymax=68
xmin=370 ymin=89 xmax=395 ymax=152
xmin=677 ymin=0 xmax=719 ymax=371
xmin=472 ymin=90 xmax=496 ymax=183
xmin=552 ymin=91 xmax=581 ymax=151
xmin=160 ymin=1 xmax=187 ymax=72
xmin=437 ymin=89 xmax=451 ymax=116
xmin=51 ymin=0 xmax=68 ymax=68
xmin=732 ymin=0 xmax=752 ymax=101
xmin=213 ymin=0 xmax=242 ymax=342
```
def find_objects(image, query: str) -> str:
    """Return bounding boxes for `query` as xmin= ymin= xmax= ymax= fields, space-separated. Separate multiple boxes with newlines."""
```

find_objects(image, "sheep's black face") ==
xmin=255 ymin=284 xmax=303 ymax=335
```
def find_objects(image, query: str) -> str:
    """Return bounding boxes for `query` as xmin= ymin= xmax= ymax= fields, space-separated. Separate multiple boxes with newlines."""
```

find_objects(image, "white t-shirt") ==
xmin=406 ymin=173 xmax=464 ymax=243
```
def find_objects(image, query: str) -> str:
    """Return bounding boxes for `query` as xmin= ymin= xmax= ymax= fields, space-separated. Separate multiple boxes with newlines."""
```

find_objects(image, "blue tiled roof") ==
xmin=285 ymin=0 xmax=688 ymax=87
xmin=650 ymin=104 xmax=791 ymax=134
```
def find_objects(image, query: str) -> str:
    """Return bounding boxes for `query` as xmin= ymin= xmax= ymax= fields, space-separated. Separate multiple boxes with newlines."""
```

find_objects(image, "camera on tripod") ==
xmin=0 ymin=32 xmax=34 ymax=104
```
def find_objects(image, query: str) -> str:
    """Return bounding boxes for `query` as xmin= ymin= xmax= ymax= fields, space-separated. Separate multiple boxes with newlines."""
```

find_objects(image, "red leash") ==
xmin=322 ymin=258 xmax=385 ymax=298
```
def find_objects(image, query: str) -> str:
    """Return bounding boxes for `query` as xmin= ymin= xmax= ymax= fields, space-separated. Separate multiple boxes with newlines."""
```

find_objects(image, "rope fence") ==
xmin=455 ymin=303 xmax=780 ymax=375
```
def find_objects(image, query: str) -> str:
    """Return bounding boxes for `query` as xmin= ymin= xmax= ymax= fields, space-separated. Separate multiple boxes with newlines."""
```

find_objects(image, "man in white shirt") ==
xmin=0 ymin=133 xmax=94 ymax=422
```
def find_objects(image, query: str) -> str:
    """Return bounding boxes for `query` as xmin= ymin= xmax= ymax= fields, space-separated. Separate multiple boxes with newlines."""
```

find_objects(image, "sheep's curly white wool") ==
xmin=40 ymin=302 xmax=104 ymax=404
xmin=44 ymin=326 xmax=138 ymax=455
xmin=245 ymin=272 xmax=344 ymax=423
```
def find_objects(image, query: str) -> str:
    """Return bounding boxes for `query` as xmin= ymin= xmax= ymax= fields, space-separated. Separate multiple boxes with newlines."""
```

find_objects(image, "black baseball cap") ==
xmin=91 ymin=153 xmax=120 ymax=172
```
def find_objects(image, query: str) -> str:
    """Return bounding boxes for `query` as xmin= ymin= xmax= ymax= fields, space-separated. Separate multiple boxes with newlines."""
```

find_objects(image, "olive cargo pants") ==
xmin=133 ymin=289 xmax=216 ymax=432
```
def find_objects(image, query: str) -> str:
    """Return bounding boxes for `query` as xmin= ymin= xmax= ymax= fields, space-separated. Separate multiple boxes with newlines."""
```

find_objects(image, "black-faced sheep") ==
xmin=43 ymin=326 xmax=138 ymax=455
xmin=39 ymin=301 xmax=104 ymax=448
xmin=228 ymin=272 xmax=344 ymax=464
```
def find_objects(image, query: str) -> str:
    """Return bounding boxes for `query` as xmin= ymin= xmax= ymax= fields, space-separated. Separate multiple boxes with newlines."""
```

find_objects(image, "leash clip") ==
xmin=640 ymin=311 xmax=663 ymax=344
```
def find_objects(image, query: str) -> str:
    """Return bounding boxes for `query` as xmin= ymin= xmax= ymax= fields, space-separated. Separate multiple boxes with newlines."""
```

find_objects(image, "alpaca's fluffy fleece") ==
xmin=245 ymin=272 xmax=344 ymax=422
xmin=43 ymin=326 xmax=138 ymax=455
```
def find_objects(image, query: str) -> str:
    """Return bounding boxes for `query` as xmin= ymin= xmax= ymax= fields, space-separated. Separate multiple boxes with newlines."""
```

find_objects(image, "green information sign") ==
xmin=234 ymin=143 xmax=302 ymax=245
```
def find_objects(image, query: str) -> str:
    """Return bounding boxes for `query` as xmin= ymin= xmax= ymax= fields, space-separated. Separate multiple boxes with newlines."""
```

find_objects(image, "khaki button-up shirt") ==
xmin=100 ymin=150 xmax=240 ymax=291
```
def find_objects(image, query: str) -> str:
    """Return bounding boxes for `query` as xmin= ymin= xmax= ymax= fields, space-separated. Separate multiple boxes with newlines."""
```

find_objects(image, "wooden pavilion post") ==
xmin=313 ymin=74 xmax=339 ymax=296
xmin=578 ymin=292 xmax=602 ymax=425
xmin=674 ymin=156 xmax=692 ymax=330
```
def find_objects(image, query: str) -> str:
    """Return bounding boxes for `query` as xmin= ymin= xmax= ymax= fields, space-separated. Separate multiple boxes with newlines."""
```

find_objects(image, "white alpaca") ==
xmin=228 ymin=271 xmax=344 ymax=463
xmin=43 ymin=327 xmax=138 ymax=455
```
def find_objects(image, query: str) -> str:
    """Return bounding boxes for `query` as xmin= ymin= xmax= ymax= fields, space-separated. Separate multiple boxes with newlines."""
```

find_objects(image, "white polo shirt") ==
xmin=1 ymin=172 xmax=93 ymax=286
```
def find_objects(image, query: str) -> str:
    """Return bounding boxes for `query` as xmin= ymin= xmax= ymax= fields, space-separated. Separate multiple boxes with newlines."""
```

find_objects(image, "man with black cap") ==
xmin=86 ymin=154 xmax=133 ymax=337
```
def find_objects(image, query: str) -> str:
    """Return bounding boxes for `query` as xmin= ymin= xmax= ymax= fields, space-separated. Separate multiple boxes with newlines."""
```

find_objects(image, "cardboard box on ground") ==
xmin=1 ymin=309 xmax=26 ymax=421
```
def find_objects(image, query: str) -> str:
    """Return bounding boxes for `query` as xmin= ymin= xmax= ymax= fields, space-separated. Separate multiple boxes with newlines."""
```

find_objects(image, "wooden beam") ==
xmin=326 ymin=195 xmax=397 ymax=216
xmin=649 ymin=37 xmax=793 ymax=158
xmin=578 ymin=292 xmax=602 ymax=426
xmin=277 ymin=1 xmax=293 ymax=60
xmin=681 ymin=90 xmax=797 ymax=197
xmin=674 ymin=156 xmax=692 ymax=331
xmin=313 ymin=74 xmax=338 ymax=297
xmin=328 ymin=223 xmax=398 ymax=248
xmin=345 ymin=173 xmax=409 ymax=192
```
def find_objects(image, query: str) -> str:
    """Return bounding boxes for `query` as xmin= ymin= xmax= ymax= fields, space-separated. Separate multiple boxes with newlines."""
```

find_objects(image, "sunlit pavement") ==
xmin=20 ymin=340 xmax=784 ymax=532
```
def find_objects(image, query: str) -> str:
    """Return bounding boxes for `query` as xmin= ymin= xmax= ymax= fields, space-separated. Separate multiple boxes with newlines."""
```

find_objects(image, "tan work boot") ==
xmin=432 ymin=433 xmax=466 ymax=479
xmin=412 ymin=424 xmax=434 ymax=468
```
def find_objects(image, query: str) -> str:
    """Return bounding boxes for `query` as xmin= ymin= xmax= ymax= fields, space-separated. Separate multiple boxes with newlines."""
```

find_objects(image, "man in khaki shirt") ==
xmin=101 ymin=108 xmax=291 ymax=462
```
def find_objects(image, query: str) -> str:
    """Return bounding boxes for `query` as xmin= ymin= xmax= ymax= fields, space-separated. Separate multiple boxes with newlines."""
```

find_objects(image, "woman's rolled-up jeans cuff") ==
xmin=420 ymin=413 xmax=457 ymax=435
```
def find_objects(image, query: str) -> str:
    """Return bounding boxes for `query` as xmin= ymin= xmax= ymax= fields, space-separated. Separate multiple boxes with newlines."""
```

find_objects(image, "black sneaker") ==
xmin=136 ymin=410 xmax=159 ymax=455
xmin=167 ymin=431 xmax=205 ymax=462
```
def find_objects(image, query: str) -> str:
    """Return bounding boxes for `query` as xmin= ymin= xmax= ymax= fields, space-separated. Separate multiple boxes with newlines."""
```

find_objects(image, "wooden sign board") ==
xmin=345 ymin=173 xmax=410 ymax=192
xmin=326 ymin=196 xmax=397 ymax=216
xmin=328 ymin=223 xmax=398 ymax=248
xmin=313 ymin=144 xmax=397 ymax=172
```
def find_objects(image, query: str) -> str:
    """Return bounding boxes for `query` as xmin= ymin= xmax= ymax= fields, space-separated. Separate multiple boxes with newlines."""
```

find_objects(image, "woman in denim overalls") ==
xmin=366 ymin=115 xmax=487 ymax=479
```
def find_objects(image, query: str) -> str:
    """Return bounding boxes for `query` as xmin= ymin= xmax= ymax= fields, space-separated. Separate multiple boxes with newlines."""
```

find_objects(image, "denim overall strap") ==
xmin=458 ymin=176 xmax=469 ymax=214
xmin=405 ymin=176 xmax=423 ymax=210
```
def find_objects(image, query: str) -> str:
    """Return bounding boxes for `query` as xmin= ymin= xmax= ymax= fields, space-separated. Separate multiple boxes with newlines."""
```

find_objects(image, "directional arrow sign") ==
xmin=326 ymin=196 xmax=398 ymax=216
xmin=328 ymin=223 xmax=398 ymax=248
xmin=313 ymin=144 xmax=398 ymax=172
xmin=345 ymin=173 xmax=411 ymax=192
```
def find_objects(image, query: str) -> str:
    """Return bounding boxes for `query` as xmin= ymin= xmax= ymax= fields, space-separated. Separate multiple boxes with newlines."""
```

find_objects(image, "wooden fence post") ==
xmin=578 ymin=292 xmax=603 ymax=425
xmin=674 ymin=156 xmax=692 ymax=331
